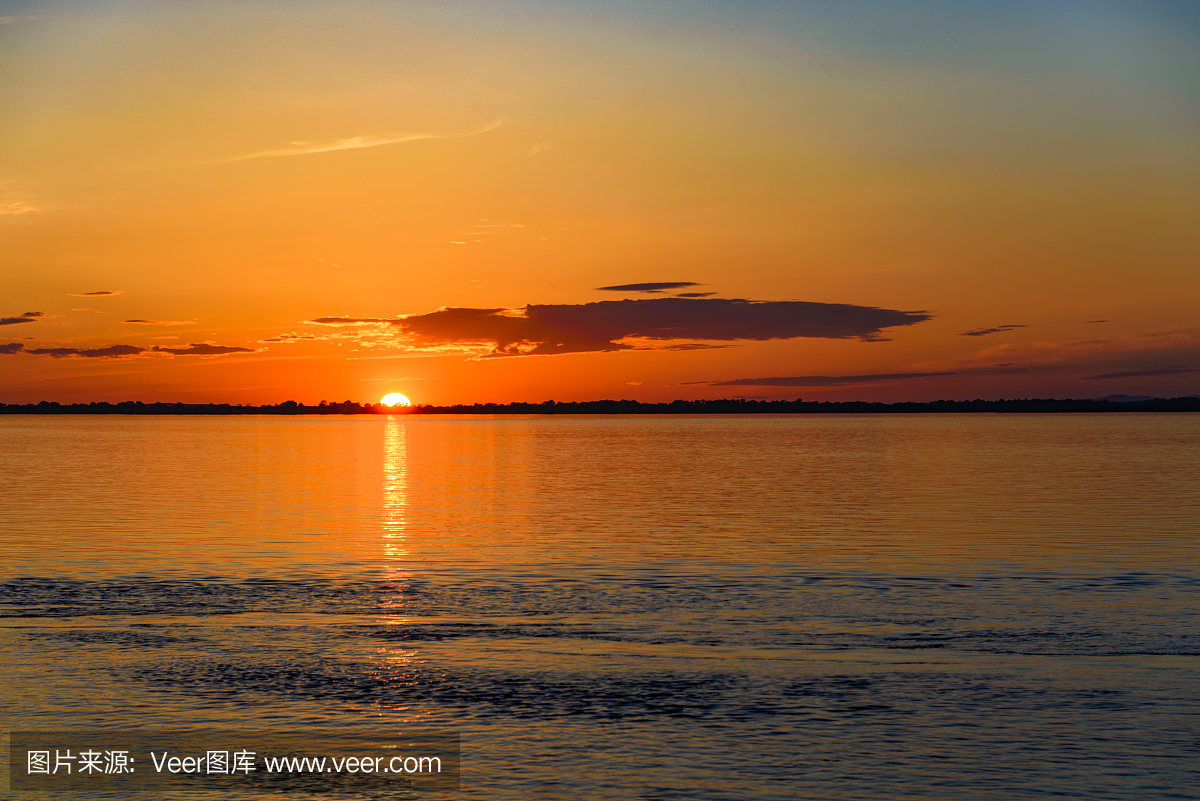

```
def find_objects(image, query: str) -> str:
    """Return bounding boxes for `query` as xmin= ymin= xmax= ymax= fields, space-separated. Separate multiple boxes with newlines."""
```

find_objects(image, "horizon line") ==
xmin=2 ymin=395 xmax=1197 ymax=415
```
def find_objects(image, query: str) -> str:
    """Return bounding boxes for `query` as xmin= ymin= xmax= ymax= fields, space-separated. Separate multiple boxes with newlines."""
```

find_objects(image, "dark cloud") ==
xmin=26 ymin=344 xmax=145 ymax=359
xmin=14 ymin=341 xmax=256 ymax=359
xmin=364 ymin=298 xmax=932 ymax=356
xmin=675 ymin=292 xmax=717 ymax=298
xmin=1081 ymin=367 xmax=1197 ymax=380
xmin=68 ymin=290 xmax=123 ymax=297
xmin=1086 ymin=320 xmax=1109 ymax=324
xmin=659 ymin=342 xmax=731 ymax=351
xmin=960 ymin=324 xmax=1026 ymax=337
xmin=0 ymin=311 xmax=46 ymax=326
xmin=120 ymin=319 xmax=196 ymax=326
xmin=700 ymin=371 xmax=955 ymax=387
xmin=596 ymin=282 xmax=700 ymax=294
xmin=150 ymin=343 xmax=256 ymax=355
xmin=964 ymin=364 xmax=1049 ymax=374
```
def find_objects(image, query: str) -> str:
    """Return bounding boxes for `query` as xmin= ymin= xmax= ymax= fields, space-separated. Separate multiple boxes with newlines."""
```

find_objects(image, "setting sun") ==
xmin=380 ymin=393 xmax=411 ymax=407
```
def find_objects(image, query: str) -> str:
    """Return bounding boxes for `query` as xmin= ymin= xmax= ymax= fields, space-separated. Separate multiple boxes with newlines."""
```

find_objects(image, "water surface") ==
xmin=2 ymin=415 xmax=1198 ymax=799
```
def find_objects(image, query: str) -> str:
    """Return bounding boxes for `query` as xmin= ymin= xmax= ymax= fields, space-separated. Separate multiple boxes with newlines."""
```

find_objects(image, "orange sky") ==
xmin=2 ymin=1 xmax=1198 ymax=404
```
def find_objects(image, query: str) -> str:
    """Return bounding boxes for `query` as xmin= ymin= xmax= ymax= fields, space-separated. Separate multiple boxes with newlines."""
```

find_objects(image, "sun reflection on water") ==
xmin=373 ymin=417 xmax=427 ymax=719
xmin=383 ymin=417 xmax=408 ymax=547
xmin=379 ymin=416 xmax=411 ymax=615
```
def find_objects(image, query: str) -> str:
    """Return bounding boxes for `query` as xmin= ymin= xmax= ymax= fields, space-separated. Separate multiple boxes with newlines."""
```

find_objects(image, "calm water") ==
xmin=1 ymin=414 xmax=1198 ymax=799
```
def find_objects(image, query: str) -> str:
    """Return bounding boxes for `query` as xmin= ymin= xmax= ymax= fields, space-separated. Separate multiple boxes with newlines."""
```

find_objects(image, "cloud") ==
xmin=120 ymin=319 xmax=197 ymax=326
xmin=0 ymin=179 xmax=40 ymax=216
xmin=450 ymin=221 xmax=526 ymax=245
xmin=596 ymin=282 xmax=701 ymax=294
xmin=700 ymin=371 xmax=956 ymax=387
xmin=225 ymin=120 xmax=505 ymax=162
xmin=150 ymin=343 xmax=256 ymax=356
xmin=10 ymin=340 xmax=258 ymax=359
xmin=260 ymin=332 xmax=320 ymax=343
xmin=26 ymin=344 xmax=146 ymax=359
xmin=0 ymin=199 xmax=38 ymax=215
xmin=1081 ymin=367 xmax=1197 ymax=380
xmin=308 ymin=317 xmax=398 ymax=326
xmin=656 ymin=342 xmax=732 ymax=351
xmin=311 ymin=297 xmax=932 ymax=357
xmin=68 ymin=290 xmax=123 ymax=297
xmin=960 ymin=324 xmax=1027 ymax=337
xmin=0 ymin=311 xmax=46 ymax=326
xmin=1086 ymin=320 xmax=1109 ymax=324
xmin=675 ymin=292 xmax=717 ymax=298
xmin=914 ymin=328 xmax=1200 ymax=383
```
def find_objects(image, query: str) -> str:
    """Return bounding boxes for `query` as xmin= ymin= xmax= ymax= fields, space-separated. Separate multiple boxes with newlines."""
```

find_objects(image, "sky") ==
xmin=1 ymin=0 xmax=1198 ymax=405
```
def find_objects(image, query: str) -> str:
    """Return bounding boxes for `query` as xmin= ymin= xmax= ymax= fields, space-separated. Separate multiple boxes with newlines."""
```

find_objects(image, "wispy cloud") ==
xmin=960 ymin=324 xmax=1026 ymax=337
xmin=0 ymin=181 xmax=39 ymax=216
xmin=0 ymin=198 xmax=38 ymax=216
xmin=452 ymin=219 xmax=526 ymax=245
xmin=224 ymin=120 xmax=505 ymax=163
xmin=307 ymin=316 xmax=399 ymax=326
xmin=260 ymin=332 xmax=322 ymax=343
xmin=1081 ymin=366 xmax=1197 ymax=380
xmin=698 ymin=372 xmax=956 ymax=387
xmin=120 ymin=319 xmax=196 ymax=326
xmin=914 ymin=328 xmax=1200 ymax=384
xmin=68 ymin=290 xmax=123 ymax=297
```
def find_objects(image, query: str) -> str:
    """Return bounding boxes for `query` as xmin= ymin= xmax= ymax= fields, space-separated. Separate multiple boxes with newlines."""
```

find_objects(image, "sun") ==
xmin=380 ymin=393 xmax=411 ymax=407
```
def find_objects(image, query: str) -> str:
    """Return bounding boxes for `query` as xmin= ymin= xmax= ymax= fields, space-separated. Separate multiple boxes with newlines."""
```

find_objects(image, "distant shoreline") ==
xmin=2 ymin=398 xmax=1199 ymax=415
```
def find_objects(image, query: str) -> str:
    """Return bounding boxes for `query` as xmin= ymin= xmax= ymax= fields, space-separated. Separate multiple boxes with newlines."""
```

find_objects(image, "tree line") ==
xmin=2 ymin=397 xmax=1198 ymax=414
